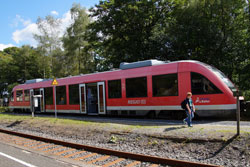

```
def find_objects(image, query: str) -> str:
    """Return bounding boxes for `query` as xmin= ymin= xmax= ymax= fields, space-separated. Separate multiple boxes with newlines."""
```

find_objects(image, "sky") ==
xmin=0 ymin=0 xmax=100 ymax=51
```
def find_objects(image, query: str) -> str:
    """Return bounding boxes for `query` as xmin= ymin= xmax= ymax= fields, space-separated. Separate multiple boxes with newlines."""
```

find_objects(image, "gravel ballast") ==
xmin=0 ymin=116 xmax=249 ymax=167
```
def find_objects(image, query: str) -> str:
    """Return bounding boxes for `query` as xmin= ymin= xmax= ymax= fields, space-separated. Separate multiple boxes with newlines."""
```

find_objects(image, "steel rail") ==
xmin=0 ymin=128 xmax=222 ymax=167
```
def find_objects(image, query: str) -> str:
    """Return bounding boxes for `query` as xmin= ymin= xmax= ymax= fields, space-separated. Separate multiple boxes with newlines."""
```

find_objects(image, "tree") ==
xmin=166 ymin=0 xmax=249 ymax=92
xmin=87 ymin=0 xmax=172 ymax=68
xmin=34 ymin=15 xmax=62 ymax=78
xmin=63 ymin=3 xmax=93 ymax=75
xmin=0 ymin=51 xmax=13 ymax=97
xmin=0 ymin=46 xmax=44 ymax=96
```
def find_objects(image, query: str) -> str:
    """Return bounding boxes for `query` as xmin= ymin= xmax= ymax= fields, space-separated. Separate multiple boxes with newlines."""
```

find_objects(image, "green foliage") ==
xmin=87 ymin=0 xmax=171 ymax=68
xmin=0 ymin=46 xmax=43 ymax=96
xmin=109 ymin=135 xmax=118 ymax=143
xmin=63 ymin=3 xmax=94 ymax=75
xmin=148 ymin=140 xmax=159 ymax=146
xmin=0 ymin=51 xmax=13 ymax=95
xmin=7 ymin=83 xmax=19 ymax=94
xmin=243 ymin=91 xmax=250 ymax=107
xmin=167 ymin=0 xmax=249 ymax=84
xmin=34 ymin=15 xmax=62 ymax=78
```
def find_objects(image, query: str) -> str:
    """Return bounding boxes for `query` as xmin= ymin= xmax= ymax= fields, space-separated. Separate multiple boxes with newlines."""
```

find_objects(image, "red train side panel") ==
xmin=9 ymin=60 xmax=236 ymax=117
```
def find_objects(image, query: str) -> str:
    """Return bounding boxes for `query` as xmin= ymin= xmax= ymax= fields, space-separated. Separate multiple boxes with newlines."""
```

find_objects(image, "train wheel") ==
xmin=172 ymin=111 xmax=185 ymax=120
xmin=147 ymin=111 xmax=156 ymax=119
xmin=193 ymin=112 xmax=200 ymax=120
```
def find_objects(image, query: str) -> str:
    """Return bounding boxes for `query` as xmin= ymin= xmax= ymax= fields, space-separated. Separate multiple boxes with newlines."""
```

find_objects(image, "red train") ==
xmin=9 ymin=60 xmax=237 ymax=118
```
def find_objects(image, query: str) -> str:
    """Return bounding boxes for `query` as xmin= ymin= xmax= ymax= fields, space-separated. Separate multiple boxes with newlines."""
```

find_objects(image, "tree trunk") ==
xmin=78 ymin=47 xmax=81 ymax=74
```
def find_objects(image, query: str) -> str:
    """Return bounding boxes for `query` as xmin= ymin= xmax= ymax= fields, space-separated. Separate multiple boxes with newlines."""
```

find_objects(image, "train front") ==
xmin=181 ymin=61 xmax=237 ymax=117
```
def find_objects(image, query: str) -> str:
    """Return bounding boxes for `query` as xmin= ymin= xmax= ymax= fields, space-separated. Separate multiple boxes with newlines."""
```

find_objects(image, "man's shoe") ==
xmin=188 ymin=125 xmax=193 ymax=127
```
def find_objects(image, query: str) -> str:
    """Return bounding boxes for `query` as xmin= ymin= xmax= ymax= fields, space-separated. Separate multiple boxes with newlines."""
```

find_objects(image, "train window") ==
xmin=69 ymin=84 xmax=79 ymax=105
xmin=24 ymin=90 xmax=30 ymax=101
xmin=34 ymin=89 xmax=40 ymax=95
xmin=11 ymin=92 xmax=14 ymax=102
xmin=16 ymin=90 xmax=23 ymax=102
xmin=191 ymin=72 xmax=222 ymax=94
xmin=200 ymin=62 xmax=235 ymax=91
xmin=126 ymin=77 xmax=147 ymax=98
xmin=108 ymin=80 xmax=122 ymax=98
xmin=44 ymin=87 xmax=53 ymax=105
xmin=56 ymin=86 xmax=66 ymax=105
xmin=153 ymin=73 xmax=178 ymax=97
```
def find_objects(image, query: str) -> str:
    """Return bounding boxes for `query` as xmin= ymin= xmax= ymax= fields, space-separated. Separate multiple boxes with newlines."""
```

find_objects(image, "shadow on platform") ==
xmin=164 ymin=126 xmax=187 ymax=132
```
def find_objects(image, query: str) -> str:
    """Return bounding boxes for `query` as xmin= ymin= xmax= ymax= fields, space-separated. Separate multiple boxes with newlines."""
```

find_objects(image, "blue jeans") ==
xmin=185 ymin=110 xmax=194 ymax=126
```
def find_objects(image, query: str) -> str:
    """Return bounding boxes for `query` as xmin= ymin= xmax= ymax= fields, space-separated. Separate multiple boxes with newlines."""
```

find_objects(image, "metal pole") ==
xmin=30 ymin=90 xmax=33 ymax=117
xmin=32 ymin=98 xmax=34 ymax=118
xmin=54 ymin=86 xmax=57 ymax=118
xmin=236 ymin=90 xmax=240 ymax=136
xmin=31 ymin=96 xmax=34 ymax=117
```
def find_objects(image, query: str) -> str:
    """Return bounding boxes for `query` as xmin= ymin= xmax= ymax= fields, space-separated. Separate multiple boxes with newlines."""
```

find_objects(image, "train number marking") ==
xmin=128 ymin=100 xmax=146 ymax=105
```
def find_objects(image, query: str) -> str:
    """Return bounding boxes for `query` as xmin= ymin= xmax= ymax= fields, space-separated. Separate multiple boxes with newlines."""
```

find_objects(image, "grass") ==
xmin=0 ymin=107 xmax=7 ymax=113
xmin=0 ymin=113 xmax=103 ymax=127
xmin=216 ymin=128 xmax=250 ymax=134
xmin=47 ymin=117 xmax=96 ymax=126
xmin=0 ymin=113 xmax=31 ymax=121
xmin=122 ymin=124 xmax=159 ymax=130
xmin=0 ymin=113 xmax=158 ymax=130
xmin=216 ymin=129 xmax=236 ymax=133
xmin=0 ymin=113 xmax=249 ymax=141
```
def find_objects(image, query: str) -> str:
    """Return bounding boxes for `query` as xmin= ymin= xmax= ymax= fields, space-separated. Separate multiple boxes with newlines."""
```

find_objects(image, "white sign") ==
xmin=34 ymin=98 xmax=38 ymax=107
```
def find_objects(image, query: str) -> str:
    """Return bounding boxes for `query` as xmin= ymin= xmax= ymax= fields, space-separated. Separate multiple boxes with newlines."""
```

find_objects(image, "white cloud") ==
xmin=12 ymin=23 xmax=39 ymax=47
xmin=59 ymin=11 xmax=74 ymax=36
xmin=51 ymin=11 xmax=59 ymax=16
xmin=0 ymin=44 xmax=15 ymax=51
xmin=12 ymin=11 xmax=74 ymax=47
xmin=12 ymin=15 xmax=32 ymax=27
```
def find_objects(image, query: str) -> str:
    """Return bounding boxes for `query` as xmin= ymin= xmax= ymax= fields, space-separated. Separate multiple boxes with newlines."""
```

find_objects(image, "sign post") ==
xmin=236 ymin=90 xmax=240 ymax=136
xmin=52 ymin=79 xmax=58 ymax=118
xmin=31 ymin=96 xmax=34 ymax=118
xmin=232 ymin=88 xmax=240 ymax=136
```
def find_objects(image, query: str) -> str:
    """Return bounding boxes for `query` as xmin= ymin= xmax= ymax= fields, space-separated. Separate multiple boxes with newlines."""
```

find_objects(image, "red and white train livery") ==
xmin=9 ymin=60 xmax=237 ymax=117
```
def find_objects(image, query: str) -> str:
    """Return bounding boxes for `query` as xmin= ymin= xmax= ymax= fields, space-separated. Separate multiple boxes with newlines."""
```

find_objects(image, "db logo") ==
xmin=195 ymin=97 xmax=210 ymax=103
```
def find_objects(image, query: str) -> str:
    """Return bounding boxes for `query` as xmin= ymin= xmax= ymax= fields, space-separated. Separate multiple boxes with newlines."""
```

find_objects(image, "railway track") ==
xmin=0 ymin=128 xmax=222 ymax=167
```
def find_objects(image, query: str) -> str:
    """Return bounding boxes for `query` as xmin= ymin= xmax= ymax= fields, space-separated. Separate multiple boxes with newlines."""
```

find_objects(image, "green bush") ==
xmin=0 ymin=107 xmax=5 ymax=112
xmin=243 ymin=90 xmax=250 ymax=101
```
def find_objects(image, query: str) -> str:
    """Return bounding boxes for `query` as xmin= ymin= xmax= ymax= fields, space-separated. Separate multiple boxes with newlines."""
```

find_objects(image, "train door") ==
xmin=86 ymin=83 xmax=98 ymax=115
xmin=40 ymin=88 xmax=45 ymax=112
xmin=80 ymin=82 xmax=106 ymax=115
xmin=97 ymin=82 xmax=106 ymax=115
xmin=79 ymin=84 xmax=87 ymax=114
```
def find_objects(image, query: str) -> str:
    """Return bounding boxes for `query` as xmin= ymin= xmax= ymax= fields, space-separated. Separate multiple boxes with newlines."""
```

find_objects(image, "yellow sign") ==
xmin=52 ymin=79 xmax=58 ymax=86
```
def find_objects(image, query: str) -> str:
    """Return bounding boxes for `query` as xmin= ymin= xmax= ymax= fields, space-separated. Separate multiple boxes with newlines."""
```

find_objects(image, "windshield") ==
xmin=200 ymin=63 xmax=235 ymax=91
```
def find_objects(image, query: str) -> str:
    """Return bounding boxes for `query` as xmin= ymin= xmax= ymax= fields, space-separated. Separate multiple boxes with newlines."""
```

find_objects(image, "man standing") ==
xmin=183 ymin=92 xmax=195 ymax=127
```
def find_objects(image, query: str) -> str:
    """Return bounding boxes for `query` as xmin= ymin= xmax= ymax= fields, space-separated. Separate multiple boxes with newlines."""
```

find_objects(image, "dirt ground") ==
xmin=0 ymin=114 xmax=249 ymax=167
